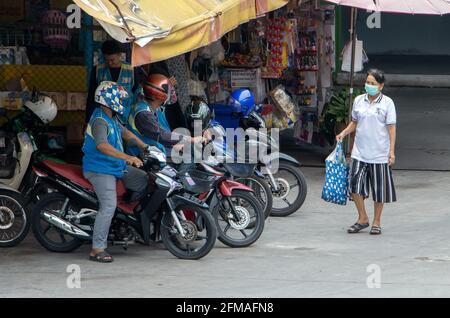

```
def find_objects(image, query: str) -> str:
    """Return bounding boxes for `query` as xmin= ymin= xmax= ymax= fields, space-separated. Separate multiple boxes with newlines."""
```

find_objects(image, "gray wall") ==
xmin=342 ymin=9 xmax=450 ymax=55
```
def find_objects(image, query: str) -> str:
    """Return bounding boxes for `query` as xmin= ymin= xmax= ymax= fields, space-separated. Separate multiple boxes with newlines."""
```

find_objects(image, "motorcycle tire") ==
xmin=0 ymin=191 xmax=30 ymax=247
xmin=270 ymin=162 xmax=307 ymax=217
xmin=213 ymin=189 xmax=265 ymax=248
xmin=31 ymin=193 xmax=83 ymax=253
xmin=234 ymin=175 xmax=273 ymax=220
xmin=161 ymin=205 xmax=217 ymax=260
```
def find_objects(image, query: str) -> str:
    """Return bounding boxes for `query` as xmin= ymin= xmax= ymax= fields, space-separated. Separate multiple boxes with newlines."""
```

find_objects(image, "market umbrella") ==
xmin=326 ymin=0 xmax=450 ymax=149
xmin=73 ymin=0 xmax=289 ymax=66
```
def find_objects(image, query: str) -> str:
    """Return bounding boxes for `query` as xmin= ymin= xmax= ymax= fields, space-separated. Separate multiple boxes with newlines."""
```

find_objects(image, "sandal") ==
xmin=89 ymin=251 xmax=114 ymax=263
xmin=370 ymin=226 xmax=382 ymax=235
xmin=347 ymin=222 xmax=369 ymax=233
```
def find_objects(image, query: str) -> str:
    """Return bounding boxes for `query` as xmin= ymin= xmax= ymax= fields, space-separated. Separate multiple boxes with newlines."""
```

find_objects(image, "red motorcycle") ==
xmin=29 ymin=147 xmax=217 ymax=260
xmin=176 ymin=162 xmax=265 ymax=248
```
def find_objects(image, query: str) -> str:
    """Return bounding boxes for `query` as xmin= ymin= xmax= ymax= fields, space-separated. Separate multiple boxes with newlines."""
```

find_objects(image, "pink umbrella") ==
xmin=327 ymin=0 xmax=450 ymax=15
xmin=326 ymin=0 xmax=450 ymax=149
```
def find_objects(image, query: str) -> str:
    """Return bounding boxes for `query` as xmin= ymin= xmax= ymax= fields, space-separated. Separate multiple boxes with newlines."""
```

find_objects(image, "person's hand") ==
xmin=388 ymin=152 xmax=396 ymax=166
xmin=169 ymin=76 xmax=177 ymax=86
xmin=336 ymin=132 xmax=345 ymax=142
xmin=173 ymin=143 xmax=184 ymax=152
xmin=126 ymin=156 xmax=143 ymax=168
xmin=203 ymin=129 xmax=213 ymax=142
xmin=192 ymin=136 xmax=206 ymax=145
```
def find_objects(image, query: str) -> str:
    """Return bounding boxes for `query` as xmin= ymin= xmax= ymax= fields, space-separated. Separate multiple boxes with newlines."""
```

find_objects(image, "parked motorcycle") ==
xmin=0 ymin=91 xmax=59 ymax=247
xmin=211 ymin=96 xmax=308 ymax=217
xmin=176 ymin=162 xmax=265 ymax=248
xmin=30 ymin=146 xmax=217 ymax=260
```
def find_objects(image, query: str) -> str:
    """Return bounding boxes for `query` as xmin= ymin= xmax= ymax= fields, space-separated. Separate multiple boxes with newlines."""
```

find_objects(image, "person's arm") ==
xmin=386 ymin=100 xmax=397 ymax=166
xmin=119 ymin=123 xmax=148 ymax=152
xmin=92 ymin=119 xmax=142 ymax=167
xmin=336 ymin=98 xmax=359 ymax=141
xmin=388 ymin=125 xmax=396 ymax=166
xmin=134 ymin=111 xmax=199 ymax=147
xmin=336 ymin=121 xmax=357 ymax=141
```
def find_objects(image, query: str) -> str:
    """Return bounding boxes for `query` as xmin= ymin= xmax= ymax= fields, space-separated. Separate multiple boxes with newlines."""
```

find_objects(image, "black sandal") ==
xmin=89 ymin=251 xmax=114 ymax=263
xmin=370 ymin=226 xmax=382 ymax=235
xmin=347 ymin=222 xmax=369 ymax=233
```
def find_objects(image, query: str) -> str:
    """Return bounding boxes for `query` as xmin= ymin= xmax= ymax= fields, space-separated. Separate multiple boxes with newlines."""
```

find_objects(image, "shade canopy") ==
xmin=74 ymin=0 xmax=289 ymax=66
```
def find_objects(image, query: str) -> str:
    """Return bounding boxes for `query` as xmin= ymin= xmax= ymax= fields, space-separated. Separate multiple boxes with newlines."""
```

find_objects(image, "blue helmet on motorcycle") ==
xmin=229 ymin=88 xmax=255 ymax=117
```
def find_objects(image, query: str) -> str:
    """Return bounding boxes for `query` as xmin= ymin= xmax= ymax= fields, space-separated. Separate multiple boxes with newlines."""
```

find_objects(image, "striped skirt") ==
xmin=349 ymin=159 xmax=397 ymax=203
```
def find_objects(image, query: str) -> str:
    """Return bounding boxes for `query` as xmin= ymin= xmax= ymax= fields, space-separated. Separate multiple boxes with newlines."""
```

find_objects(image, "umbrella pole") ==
xmin=347 ymin=7 xmax=358 ymax=155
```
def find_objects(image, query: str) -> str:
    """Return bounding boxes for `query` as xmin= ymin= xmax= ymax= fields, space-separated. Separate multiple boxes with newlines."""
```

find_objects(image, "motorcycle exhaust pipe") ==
xmin=42 ymin=211 xmax=91 ymax=239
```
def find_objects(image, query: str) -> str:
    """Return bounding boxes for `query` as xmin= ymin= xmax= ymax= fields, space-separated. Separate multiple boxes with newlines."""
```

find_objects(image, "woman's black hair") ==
xmin=101 ymin=40 xmax=122 ymax=55
xmin=367 ymin=68 xmax=385 ymax=84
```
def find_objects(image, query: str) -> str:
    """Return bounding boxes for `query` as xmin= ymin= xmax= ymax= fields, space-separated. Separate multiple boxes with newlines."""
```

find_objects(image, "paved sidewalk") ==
xmin=1 ymin=167 xmax=450 ymax=298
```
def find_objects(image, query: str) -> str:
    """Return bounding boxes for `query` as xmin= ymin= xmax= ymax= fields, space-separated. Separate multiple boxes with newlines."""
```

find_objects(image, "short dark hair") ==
xmin=367 ymin=68 xmax=385 ymax=84
xmin=101 ymin=40 xmax=122 ymax=55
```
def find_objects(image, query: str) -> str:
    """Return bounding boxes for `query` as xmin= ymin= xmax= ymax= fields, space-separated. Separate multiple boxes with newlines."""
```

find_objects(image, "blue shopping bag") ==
xmin=321 ymin=141 xmax=350 ymax=205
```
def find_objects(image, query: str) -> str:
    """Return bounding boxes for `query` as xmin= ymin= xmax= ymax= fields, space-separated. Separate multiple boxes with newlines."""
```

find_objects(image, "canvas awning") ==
xmin=73 ymin=0 xmax=289 ymax=66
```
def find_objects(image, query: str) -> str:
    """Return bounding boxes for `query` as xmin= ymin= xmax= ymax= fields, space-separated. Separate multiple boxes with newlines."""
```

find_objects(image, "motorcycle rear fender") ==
xmin=279 ymin=153 xmax=301 ymax=167
xmin=218 ymin=180 xmax=253 ymax=197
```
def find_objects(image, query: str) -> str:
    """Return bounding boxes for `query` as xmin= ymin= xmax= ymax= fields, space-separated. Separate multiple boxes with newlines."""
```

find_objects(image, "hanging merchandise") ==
xmin=0 ymin=47 xmax=29 ymax=65
xmin=268 ymin=85 xmax=297 ymax=129
xmin=341 ymin=38 xmax=368 ymax=73
xmin=262 ymin=15 xmax=297 ymax=78
xmin=42 ymin=10 xmax=72 ymax=50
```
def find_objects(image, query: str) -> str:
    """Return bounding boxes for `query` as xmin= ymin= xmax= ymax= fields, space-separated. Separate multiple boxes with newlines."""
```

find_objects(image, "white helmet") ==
xmin=24 ymin=95 xmax=58 ymax=124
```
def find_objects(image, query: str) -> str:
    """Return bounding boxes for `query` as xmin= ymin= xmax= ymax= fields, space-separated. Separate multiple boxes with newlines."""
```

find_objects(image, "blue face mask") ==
xmin=365 ymin=84 xmax=380 ymax=96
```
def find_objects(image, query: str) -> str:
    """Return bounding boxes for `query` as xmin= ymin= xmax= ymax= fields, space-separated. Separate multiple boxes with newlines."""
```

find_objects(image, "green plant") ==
xmin=326 ymin=88 xmax=363 ymax=123
xmin=319 ymin=88 xmax=363 ymax=147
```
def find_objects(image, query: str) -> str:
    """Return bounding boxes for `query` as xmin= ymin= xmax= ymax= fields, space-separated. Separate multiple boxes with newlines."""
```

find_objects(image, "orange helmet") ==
xmin=143 ymin=74 xmax=174 ymax=104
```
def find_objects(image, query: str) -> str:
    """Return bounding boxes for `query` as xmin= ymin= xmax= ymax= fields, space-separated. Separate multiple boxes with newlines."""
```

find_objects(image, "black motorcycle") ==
xmin=30 ymin=147 xmax=217 ymax=260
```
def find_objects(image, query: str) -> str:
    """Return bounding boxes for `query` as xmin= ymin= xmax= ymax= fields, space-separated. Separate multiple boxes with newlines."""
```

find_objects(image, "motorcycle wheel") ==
xmin=213 ymin=189 xmax=265 ymax=248
xmin=270 ymin=162 xmax=307 ymax=217
xmin=31 ymin=193 xmax=83 ymax=253
xmin=160 ymin=205 xmax=217 ymax=260
xmin=0 ymin=191 xmax=30 ymax=247
xmin=234 ymin=175 xmax=272 ymax=219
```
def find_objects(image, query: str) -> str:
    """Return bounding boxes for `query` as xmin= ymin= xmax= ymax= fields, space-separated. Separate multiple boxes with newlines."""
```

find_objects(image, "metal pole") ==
xmin=346 ymin=7 xmax=358 ymax=155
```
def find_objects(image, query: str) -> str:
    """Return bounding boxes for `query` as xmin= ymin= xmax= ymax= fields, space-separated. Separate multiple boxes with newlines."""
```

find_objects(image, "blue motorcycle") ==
xmin=210 ymin=89 xmax=307 ymax=217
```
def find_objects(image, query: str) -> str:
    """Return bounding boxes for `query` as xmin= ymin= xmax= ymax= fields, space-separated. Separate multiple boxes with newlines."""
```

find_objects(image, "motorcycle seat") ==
xmin=42 ymin=160 xmax=94 ymax=190
xmin=41 ymin=160 xmax=138 ymax=214
xmin=222 ymin=163 xmax=255 ymax=178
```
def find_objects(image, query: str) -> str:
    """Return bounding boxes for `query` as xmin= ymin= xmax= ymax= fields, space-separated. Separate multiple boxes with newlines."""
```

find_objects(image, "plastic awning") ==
xmin=73 ymin=0 xmax=289 ymax=66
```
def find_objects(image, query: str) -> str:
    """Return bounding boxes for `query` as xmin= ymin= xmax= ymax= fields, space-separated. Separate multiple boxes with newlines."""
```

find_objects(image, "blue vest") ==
xmin=97 ymin=62 xmax=134 ymax=123
xmin=126 ymin=101 xmax=167 ymax=156
xmin=157 ymin=107 xmax=171 ymax=132
xmin=82 ymin=108 xmax=127 ymax=178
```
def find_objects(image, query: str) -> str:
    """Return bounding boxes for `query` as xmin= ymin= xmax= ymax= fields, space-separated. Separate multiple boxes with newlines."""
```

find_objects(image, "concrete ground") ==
xmin=1 ymin=167 xmax=450 ymax=298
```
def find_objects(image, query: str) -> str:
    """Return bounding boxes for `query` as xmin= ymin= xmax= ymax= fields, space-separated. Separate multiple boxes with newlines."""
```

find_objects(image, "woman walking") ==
xmin=336 ymin=69 xmax=397 ymax=235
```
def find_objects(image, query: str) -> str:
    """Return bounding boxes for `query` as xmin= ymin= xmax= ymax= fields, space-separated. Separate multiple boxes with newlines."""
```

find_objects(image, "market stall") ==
xmin=0 ymin=0 xmax=100 ymax=150
xmin=189 ymin=0 xmax=336 ymax=147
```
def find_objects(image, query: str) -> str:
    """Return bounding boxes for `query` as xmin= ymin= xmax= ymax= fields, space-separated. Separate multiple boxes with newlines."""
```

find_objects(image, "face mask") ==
xmin=365 ymin=84 xmax=380 ymax=96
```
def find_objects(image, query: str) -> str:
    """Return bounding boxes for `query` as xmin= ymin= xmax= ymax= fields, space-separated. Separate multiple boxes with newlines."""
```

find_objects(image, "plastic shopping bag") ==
xmin=341 ymin=38 xmax=367 ymax=73
xmin=321 ymin=141 xmax=350 ymax=205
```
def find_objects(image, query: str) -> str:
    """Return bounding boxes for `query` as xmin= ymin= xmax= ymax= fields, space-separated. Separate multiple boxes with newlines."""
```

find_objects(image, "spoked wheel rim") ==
xmin=271 ymin=168 xmax=302 ymax=212
xmin=0 ymin=195 xmax=27 ymax=243
xmin=162 ymin=209 xmax=212 ymax=256
xmin=216 ymin=195 xmax=260 ymax=242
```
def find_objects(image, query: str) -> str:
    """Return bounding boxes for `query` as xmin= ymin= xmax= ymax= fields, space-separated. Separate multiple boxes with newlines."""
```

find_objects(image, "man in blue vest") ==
xmin=126 ymin=73 xmax=204 ymax=158
xmin=83 ymin=81 xmax=149 ymax=263
xmin=86 ymin=40 xmax=141 ymax=124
